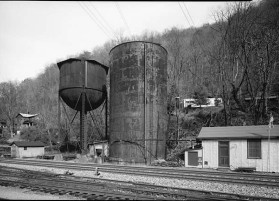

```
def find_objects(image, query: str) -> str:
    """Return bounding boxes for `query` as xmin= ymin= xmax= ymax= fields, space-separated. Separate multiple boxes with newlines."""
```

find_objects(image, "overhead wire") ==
xmin=178 ymin=2 xmax=211 ymax=56
xmin=114 ymin=2 xmax=132 ymax=37
xmin=178 ymin=2 xmax=191 ymax=28
xmin=182 ymin=2 xmax=195 ymax=27
xmin=81 ymin=2 xmax=114 ymax=38
xmin=89 ymin=2 xmax=118 ymax=38
xmin=77 ymin=2 xmax=113 ymax=39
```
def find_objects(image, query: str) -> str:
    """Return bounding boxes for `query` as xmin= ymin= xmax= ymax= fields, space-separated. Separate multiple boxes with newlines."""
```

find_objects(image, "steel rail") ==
xmin=1 ymin=159 xmax=279 ymax=187
xmin=0 ymin=175 xmax=211 ymax=200
xmin=0 ymin=159 xmax=278 ymax=187
xmin=0 ymin=175 xmax=158 ymax=200
xmin=0 ymin=178 xmax=158 ymax=200
xmin=3 ymin=158 xmax=279 ymax=180
xmin=0 ymin=170 xmax=221 ymax=199
xmin=1 ymin=166 xmax=276 ymax=201
xmin=0 ymin=169 xmax=223 ymax=200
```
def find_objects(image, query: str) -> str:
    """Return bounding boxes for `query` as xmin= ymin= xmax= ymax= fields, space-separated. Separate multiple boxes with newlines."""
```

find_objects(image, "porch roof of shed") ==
xmin=197 ymin=125 xmax=279 ymax=140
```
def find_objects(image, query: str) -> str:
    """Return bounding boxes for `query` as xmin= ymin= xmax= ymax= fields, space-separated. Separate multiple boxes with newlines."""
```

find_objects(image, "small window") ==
xmin=247 ymin=139 xmax=261 ymax=159
xmin=24 ymin=147 xmax=27 ymax=150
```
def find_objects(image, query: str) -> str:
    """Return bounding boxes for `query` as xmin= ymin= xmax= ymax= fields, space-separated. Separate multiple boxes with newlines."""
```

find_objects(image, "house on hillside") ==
xmin=0 ymin=119 xmax=7 ymax=136
xmin=187 ymin=125 xmax=279 ymax=172
xmin=10 ymin=141 xmax=45 ymax=158
xmin=0 ymin=119 xmax=7 ymax=128
xmin=15 ymin=113 xmax=38 ymax=134
xmin=183 ymin=98 xmax=222 ymax=108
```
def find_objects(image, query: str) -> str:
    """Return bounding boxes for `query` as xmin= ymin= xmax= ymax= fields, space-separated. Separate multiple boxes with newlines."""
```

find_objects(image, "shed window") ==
xmin=247 ymin=139 xmax=261 ymax=159
xmin=24 ymin=147 xmax=27 ymax=150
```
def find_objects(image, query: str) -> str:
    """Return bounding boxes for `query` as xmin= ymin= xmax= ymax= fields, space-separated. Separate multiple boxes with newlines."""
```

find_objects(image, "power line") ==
xmin=178 ymin=2 xmax=191 ymax=27
xmin=115 ymin=2 xmax=132 ymax=36
xmin=78 ymin=2 xmax=111 ymax=38
xmin=178 ymin=2 xmax=217 ymax=64
xmin=182 ymin=2 xmax=195 ymax=27
xmin=89 ymin=2 xmax=118 ymax=38
xmin=81 ymin=2 xmax=114 ymax=38
xmin=77 ymin=2 xmax=113 ymax=39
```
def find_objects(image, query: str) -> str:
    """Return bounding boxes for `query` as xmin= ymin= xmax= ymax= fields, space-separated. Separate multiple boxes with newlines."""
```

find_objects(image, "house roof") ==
xmin=16 ymin=113 xmax=38 ymax=118
xmin=10 ymin=141 xmax=45 ymax=147
xmin=88 ymin=140 xmax=108 ymax=145
xmin=197 ymin=125 xmax=279 ymax=140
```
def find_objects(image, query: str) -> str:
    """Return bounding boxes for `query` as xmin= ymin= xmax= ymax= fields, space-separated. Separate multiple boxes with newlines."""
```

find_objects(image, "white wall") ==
xmin=202 ymin=139 xmax=279 ymax=172
xmin=202 ymin=140 xmax=219 ymax=169
xmin=18 ymin=147 xmax=44 ymax=158
xmin=183 ymin=98 xmax=222 ymax=108
xmin=89 ymin=143 xmax=109 ymax=157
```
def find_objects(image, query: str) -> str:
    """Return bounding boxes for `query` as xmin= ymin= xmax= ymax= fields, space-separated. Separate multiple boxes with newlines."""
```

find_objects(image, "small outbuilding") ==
xmin=196 ymin=125 xmax=279 ymax=172
xmin=88 ymin=140 xmax=108 ymax=161
xmin=10 ymin=141 xmax=45 ymax=158
xmin=184 ymin=147 xmax=203 ymax=168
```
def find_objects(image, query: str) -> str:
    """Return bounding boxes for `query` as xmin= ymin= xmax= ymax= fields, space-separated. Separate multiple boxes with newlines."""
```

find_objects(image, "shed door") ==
xmin=188 ymin=151 xmax=198 ymax=166
xmin=219 ymin=141 xmax=229 ymax=167
xmin=11 ymin=146 xmax=17 ymax=158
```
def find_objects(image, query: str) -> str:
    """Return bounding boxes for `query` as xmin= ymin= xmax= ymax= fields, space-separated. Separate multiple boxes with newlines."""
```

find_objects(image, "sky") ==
xmin=0 ymin=1 xmax=229 ymax=83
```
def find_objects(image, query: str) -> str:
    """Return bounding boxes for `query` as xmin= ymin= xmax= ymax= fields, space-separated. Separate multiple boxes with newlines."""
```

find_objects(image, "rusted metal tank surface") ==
xmin=57 ymin=58 xmax=108 ymax=112
xmin=109 ymin=41 xmax=168 ymax=164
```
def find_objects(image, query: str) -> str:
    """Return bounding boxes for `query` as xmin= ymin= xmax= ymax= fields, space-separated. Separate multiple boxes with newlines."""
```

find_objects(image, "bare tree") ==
xmin=0 ymin=81 xmax=19 ymax=136
xmin=213 ymin=1 xmax=279 ymax=125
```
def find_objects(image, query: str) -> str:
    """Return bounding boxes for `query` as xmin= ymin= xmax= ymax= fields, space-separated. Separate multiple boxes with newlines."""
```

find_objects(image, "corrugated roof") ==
xmin=16 ymin=113 xmax=38 ymax=118
xmin=10 ymin=141 xmax=45 ymax=147
xmin=197 ymin=125 xmax=279 ymax=139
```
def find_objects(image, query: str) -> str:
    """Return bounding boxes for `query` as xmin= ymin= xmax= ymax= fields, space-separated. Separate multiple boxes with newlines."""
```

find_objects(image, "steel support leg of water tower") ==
xmin=58 ymin=92 xmax=61 ymax=144
xmin=105 ymin=96 xmax=108 ymax=140
xmin=80 ymin=91 xmax=87 ymax=154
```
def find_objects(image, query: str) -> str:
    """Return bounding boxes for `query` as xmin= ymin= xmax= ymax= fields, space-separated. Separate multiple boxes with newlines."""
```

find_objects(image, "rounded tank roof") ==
xmin=57 ymin=58 xmax=108 ymax=111
xmin=57 ymin=58 xmax=109 ymax=73
xmin=109 ymin=40 xmax=168 ymax=55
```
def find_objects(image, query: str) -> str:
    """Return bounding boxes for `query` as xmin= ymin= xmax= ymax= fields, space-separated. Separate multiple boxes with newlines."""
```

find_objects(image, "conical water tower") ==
xmin=57 ymin=58 xmax=109 ymax=153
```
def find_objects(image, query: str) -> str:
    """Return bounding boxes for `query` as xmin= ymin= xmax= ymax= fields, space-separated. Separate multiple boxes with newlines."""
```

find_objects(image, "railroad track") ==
xmin=0 ymin=165 xmax=276 ymax=201
xmin=0 ymin=166 xmax=162 ymax=200
xmin=0 ymin=166 xmax=225 ymax=200
xmin=1 ymin=158 xmax=279 ymax=187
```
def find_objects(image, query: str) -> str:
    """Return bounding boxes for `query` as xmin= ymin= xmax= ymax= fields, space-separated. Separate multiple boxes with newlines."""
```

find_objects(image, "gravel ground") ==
xmin=0 ymin=162 xmax=279 ymax=199
xmin=0 ymin=185 xmax=84 ymax=200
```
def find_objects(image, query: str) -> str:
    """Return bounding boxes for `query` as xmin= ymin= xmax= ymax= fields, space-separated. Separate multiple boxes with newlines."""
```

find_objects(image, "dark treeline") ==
xmin=0 ymin=1 xmax=278 ymax=151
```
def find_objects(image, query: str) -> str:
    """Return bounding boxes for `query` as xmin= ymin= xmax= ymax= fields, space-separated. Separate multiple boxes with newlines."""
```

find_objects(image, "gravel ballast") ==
xmin=0 ymin=185 xmax=84 ymax=200
xmin=0 ymin=162 xmax=279 ymax=199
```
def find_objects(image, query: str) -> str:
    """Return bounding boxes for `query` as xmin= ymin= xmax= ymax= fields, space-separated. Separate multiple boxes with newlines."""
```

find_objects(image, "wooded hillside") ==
xmin=0 ymin=1 xmax=278 ymax=155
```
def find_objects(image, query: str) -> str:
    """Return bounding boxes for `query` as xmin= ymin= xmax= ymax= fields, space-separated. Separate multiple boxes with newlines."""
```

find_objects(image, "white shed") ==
xmin=197 ymin=125 xmax=279 ymax=172
xmin=88 ymin=140 xmax=108 ymax=157
xmin=10 ymin=141 xmax=45 ymax=158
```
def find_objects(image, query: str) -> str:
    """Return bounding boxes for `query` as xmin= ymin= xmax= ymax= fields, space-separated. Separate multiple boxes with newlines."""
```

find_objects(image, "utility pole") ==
xmin=267 ymin=112 xmax=274 ymax=172
xmin=175 ymin=97 xmax=180 ymax=144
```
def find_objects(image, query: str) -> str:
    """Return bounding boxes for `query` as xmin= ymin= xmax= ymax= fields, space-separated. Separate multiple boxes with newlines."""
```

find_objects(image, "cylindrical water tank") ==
xmin=109 ymin=41 xmax=168 ymax=164
xmin=57 ymin=58 xmax=109 ymax=112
